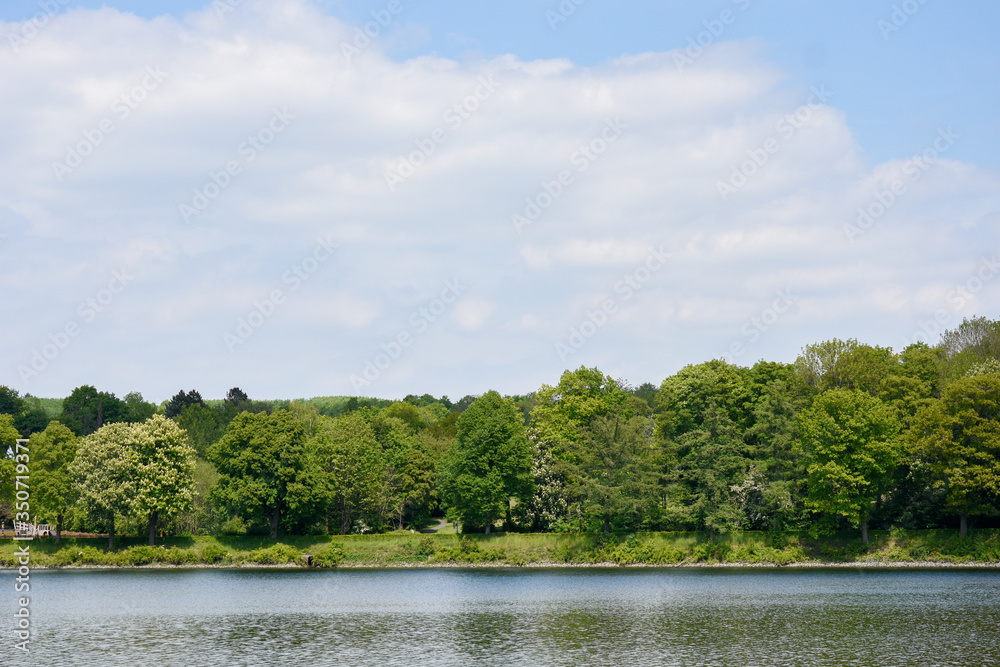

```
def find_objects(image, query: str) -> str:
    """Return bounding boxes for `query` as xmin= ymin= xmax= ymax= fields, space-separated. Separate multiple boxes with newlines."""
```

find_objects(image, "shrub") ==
xmin=312 ymin=544 xmax=345 ymax=568
xmin=119 ymin=546 xmax=165 ymax=566
xmin=200 ymin=543 xmax=230 ymax=564
xmin=220 ymin=517 xmax=248 ymax=536
xmin=246 ymin=543 xmax=300 ymax=565
xmin=165 ymin=547 xmax=199 ymax=565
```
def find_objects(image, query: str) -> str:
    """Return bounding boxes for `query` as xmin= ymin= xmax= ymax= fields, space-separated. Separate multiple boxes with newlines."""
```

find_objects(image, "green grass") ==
xmin=2 ymin=529 xmax=999 ymax=569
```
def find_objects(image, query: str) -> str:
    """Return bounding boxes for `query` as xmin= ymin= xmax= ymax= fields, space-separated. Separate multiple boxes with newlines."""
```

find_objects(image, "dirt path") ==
xmin=421 ymin=518 xmax=449 ymax=534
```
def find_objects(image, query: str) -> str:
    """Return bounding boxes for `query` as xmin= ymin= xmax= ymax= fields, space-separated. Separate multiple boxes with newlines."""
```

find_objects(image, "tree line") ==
xmin=2 ymin=316 xmax=1000 ymax=545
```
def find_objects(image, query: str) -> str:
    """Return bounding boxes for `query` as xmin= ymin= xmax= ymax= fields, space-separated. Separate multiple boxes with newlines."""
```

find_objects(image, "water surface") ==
xmin=4 ymin=567 xmax=999 ymax=666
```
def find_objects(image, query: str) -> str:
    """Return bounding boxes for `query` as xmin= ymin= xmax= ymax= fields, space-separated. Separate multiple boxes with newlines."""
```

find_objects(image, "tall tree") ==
xmin=176 ymin=403 xmax=222 ymax=458
xmin=909 ymin=375 xmax=1000 ymax=536
xmin=70 ymin=422 xmax=141 ymax=549
xmin=165 ymin=389 xmax=205 ymax=419
xmin=938 ymin=316 xmax=1000 ymax=380
xmin=58 ymin=385 xmax=129 ymax=436
xmin=564 ymin=397 xmax=662 ymax=532
xmin=132 ymin=415 xmax=197 ymax=545
xmin=671 ymin=402 xmax=749 ymax=541
xmin=438 ymin=391 xmax=532 ymax=533
xmin=123 ymin=391 xmax=157 ymax=423
xmin=531 ymin=367 xmax=630 ymax=454
xmin=309 ymin=413 xmax=384 ymax=534
xmin=797 ymin=389 xmax=901 ymax=543
xmin=0 ymin=415 xmax=21 ymax=530
xmin=208 ymin=410 xmax=308 ymax=539
xmin=0 ymin=386 xmax=26 ymax=416
xmin=746 ymin=380 xmax=807 ymax=530
xmin=29 ymin=422 xmax=77 ymax=542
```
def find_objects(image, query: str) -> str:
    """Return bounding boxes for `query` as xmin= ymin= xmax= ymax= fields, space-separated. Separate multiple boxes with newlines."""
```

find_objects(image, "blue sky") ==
xmin=1 ymin=1 xmax=998 ymax=402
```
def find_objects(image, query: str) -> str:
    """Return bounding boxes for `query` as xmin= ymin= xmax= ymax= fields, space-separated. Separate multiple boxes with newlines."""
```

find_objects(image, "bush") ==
xmin=200 ymin=543 xmax=230 ymax=564
xmin=414 ymin=536 xmax=436 ymax=558
xmin=118 ymin=546 xmax=166 ymax=566
xmin=245 ymin=543 xmax=300 ymax=565
xmin=312 ymin=544 xmax=345 ymax=568
xmin=165 ymin=547 xmax=199 ymax=565
xmin=220 ymin=517 xmax=248 ymax=536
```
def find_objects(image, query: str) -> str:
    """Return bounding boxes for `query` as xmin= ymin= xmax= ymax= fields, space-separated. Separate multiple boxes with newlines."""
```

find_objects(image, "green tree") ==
xmin=795 ymin=338 xmax=897 ymax=396
xmin=70 ymin=422 xmax=141 ymax=549
xmin=910 ymin=375 xmax=1000 ymax=536
xmin=670 ymin=403 xmax=749 ymax=541
xmin=531 ymin=367 xmax=630 ymax=454
xmin=176 ymin=403 xmax=222 ymax=458
xmin=208 ymin=410 xmax=308 ymax=539
xmin=309 ymin=414 xmax=384 ymax=534
xmin=29 ymin=422 xmax=77 ymax=542
xmin=797 ymin=389 xmax=901 ymax=543
xmin=564 ymin=397 xmax=662 ymax=532
xmin=439 ymin=391 xmax=532 ymax=533
xmin=938 ymin=316 xmax=1000 ymax=380
xmin=165 ymin=389 xmax=205 ymax=419
xmin=0 ymin=415 xmax=21 ymax=530
xmin=745 ymin=380 xmax=808 ymax=530
xmin=132 ymin=415 xmax=197 ymax=545
xmin=656 ymin=360 xmax=753 ymax=440
xmin=58 ymin=385 xmax=129 ymax=436
xmin=124 ymin=391 xmax=157 ymax=423
xmin=0 ymin=386 xmax=26 ymax=416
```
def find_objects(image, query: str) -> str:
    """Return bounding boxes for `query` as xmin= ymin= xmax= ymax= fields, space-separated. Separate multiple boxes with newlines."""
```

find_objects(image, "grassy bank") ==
xmin=2 ymin=529 xmax=1000 ymax=569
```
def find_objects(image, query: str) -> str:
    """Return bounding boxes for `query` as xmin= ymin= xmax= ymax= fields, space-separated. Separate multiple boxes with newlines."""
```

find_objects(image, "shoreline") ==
xmin=4 ymin=560 xmax=1000 ymax=571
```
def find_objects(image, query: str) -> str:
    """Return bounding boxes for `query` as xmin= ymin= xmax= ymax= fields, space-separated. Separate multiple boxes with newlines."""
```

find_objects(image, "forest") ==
xmin=2 ymin=316 xmax=999 ymax=548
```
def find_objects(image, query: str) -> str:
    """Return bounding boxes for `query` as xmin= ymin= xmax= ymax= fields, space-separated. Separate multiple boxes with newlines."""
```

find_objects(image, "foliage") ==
xmin=29 ymin=422 xmax=78 ymax=535
xmin=208 ymin=410 xmax=309 ymax=539
xmin=439 ymin=391 xmax=533 ymax=532
xmin=798 ymin=389 xmax=901 ymax=537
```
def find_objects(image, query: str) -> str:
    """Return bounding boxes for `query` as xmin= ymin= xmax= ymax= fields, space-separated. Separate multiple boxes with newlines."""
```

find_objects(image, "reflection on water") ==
xmin=4 ymin=567 xmax=999 ymax=666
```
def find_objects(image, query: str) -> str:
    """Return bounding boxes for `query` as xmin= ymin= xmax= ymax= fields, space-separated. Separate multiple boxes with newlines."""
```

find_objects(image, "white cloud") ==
xmin=1 ymin=1 xmax=998 ymax=400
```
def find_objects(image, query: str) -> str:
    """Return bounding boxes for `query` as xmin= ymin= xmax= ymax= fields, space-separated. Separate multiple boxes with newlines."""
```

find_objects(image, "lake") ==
xmin=4 ymin=567 xmax=999 ymax=666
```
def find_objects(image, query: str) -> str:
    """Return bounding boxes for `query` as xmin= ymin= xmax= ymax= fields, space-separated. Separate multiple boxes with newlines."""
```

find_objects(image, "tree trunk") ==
xmin=709 ymin=526 xmax=715 ymax=543
xmin=505 ymin=501 xmax=513 ymax=532
xmin=861 ymin=520 xmax=869 ymax=545
xmin=603 ymin=515 xmax=611 ymax=533
xmin=960 ymin=514 xmax=968 ymax=539
xmin=270 ymin=505 xmax=280 ymax=540
xmin=147 ymin=510 xmax=159 ymax=546
xmin=108 ymin=516 xmax=115 ymax=550
xmin=55 ymin=513 xmax=63 ymax=544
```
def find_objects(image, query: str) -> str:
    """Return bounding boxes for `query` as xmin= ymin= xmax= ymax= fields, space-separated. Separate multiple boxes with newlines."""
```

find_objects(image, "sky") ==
xmin=1 ymin=0 xmax=998 ymax=404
